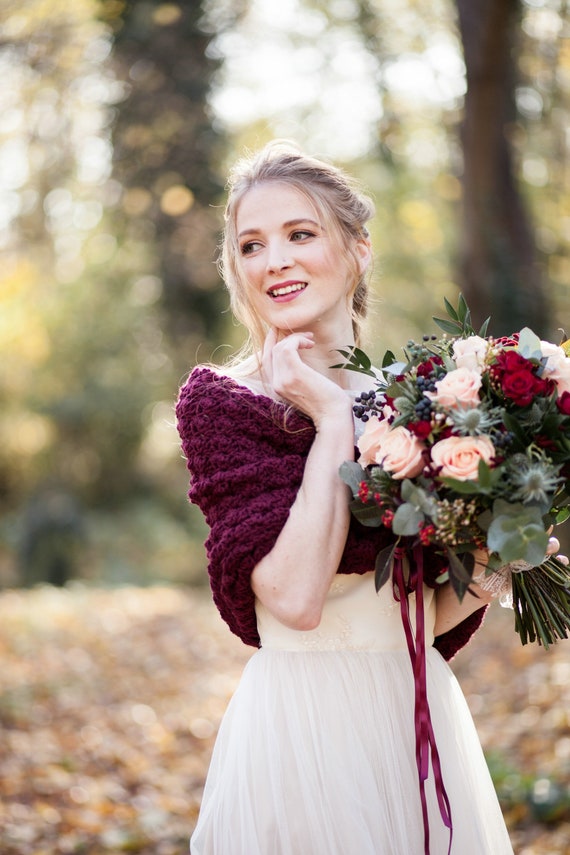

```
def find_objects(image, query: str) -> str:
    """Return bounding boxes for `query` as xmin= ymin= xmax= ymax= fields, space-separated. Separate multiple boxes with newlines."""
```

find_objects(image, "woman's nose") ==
xmin=266 ymin=244 xmax=293 ymax=273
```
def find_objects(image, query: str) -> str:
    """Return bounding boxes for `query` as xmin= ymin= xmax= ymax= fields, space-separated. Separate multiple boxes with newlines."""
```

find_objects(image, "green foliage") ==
xmin=486 ymin=500 xmax=549 ymax=566
xmin=433 ymin=294 xmax=490 ymax=338
xmin=0 ymin=0 xmax=235 ymax=585
xmin=332 ymin=348 xmax=376 ymax=377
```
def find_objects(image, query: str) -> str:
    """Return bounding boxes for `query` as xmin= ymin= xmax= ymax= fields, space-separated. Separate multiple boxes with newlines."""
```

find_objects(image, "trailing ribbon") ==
xmin=393 ymin=544 xmax=453 ymax=855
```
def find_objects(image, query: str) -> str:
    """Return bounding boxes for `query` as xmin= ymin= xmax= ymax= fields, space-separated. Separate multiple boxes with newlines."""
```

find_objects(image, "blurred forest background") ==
xmin=1 ymin=0 xmax=570 ymax=589
xmin=2 ymin=2 xmax=570 ymax=853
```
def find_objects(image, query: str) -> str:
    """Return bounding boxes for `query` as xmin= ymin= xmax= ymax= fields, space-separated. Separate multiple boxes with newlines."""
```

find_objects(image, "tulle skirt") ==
xmin=190 ymin=645 xmax=514 ymax=855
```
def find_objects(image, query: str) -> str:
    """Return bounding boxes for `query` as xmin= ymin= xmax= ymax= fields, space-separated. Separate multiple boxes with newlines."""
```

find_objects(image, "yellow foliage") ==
xmin=0 ymin=258 xmax=51 ymax=369
xmin=548 ymin=255 xmax=570 ymax=285
xmin=5 ymin=0 xmax=102 ymax=36
xmin=0 ymin=412 xmax=54 ymax=456
xmin=153 ymin=4 xmax=183 ymax=27
xmin=398 ymin=199 xmax=443 ymax=251
xmin=122 ymin=188 xmax=153 ymax=216
xmin=160 ymin=185 xmax=194 ymax=217
xmin=0 ymin=257 xmax=37 ymax=300
xmin=434 ymin=173 xmax=461 ymax=202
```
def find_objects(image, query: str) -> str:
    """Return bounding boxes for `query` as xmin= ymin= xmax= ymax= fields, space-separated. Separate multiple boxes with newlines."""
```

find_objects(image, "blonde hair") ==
xmin=220 ymin=141 xmax=375 ymax=362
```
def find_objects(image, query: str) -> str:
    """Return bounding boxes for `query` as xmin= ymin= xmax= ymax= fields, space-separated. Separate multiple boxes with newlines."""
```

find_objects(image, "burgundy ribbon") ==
xmin=393 ymin=544 xmax=453 ymax=855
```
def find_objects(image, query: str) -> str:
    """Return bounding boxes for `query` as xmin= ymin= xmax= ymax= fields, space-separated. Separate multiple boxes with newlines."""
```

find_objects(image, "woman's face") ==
xmin=234 ymin=182 xmax=369 ymax=339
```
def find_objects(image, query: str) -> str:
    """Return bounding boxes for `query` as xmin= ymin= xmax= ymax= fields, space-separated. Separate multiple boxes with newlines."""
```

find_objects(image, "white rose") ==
xmin=540 ymin=341 xmax=570 ymax=395
xmin=452 ymin=336 xmax=489 ymax=371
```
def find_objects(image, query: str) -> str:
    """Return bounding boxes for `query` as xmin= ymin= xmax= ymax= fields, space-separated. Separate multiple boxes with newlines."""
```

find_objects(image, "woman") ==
xmin=176 ymin=142 xmax=542 ymax=854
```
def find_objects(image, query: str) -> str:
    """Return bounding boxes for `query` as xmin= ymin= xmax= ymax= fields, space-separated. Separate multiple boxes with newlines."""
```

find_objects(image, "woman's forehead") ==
xmin=236 ymin=181 xmax=324 ymax=230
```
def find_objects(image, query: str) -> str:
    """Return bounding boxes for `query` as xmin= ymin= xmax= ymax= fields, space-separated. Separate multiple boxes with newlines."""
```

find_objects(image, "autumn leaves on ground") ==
xmin=0 ymin=586 xmax=569 ymax=855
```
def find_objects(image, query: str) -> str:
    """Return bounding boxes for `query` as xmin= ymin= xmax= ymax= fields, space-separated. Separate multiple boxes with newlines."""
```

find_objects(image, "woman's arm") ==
xmin=250 ymin=330 xmax=356 ymax=630
xmin=434 ymin=580 xmax=493 ymax=637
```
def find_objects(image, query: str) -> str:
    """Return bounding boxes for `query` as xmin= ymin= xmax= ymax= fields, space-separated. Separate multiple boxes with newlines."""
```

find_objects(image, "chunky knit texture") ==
xmin=176 ymin=366 xmax=487 ymax=659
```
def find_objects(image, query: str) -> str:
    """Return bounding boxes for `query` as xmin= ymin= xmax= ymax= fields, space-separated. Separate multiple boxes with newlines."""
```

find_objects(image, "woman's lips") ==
xmin=267 ymin=281 xmax=308 ymax=300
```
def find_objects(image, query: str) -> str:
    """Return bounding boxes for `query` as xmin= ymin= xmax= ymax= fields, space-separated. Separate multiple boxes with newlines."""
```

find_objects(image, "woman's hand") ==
xmin=260 ymin=328 xmax=352 ymax=428
xmin=546 ymin=535 xmax=569 ymax=565
xmin=471 ymin=535 xmax=568 ymax=595
xmin=435 ymin=537 xmax=569 ymax=636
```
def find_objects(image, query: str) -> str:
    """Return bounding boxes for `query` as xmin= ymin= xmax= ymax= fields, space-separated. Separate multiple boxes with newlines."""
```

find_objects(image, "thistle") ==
xmin=446 ymin=404 xmax=502 ymax=437
xmin=506 ymin=447 xmax=562 ymax=506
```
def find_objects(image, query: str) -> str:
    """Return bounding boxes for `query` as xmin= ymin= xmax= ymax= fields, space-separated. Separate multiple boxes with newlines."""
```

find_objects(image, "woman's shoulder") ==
xmin=176 ymin=361 xmax=315 ymax=455
xmin=177 ymin=363 xmax=276 ymax=412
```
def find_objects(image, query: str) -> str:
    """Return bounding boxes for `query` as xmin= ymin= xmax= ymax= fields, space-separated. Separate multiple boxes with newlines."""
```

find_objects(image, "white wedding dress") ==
xmin=190 ymin=571 xmax=514 ymax=854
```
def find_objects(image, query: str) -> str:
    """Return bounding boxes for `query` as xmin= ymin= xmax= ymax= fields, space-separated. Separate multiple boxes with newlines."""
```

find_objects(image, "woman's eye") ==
xmin=241 ymin=241 xmax=262 ymax=255
xmin=290 ymin=230 xmax=314 ymax=242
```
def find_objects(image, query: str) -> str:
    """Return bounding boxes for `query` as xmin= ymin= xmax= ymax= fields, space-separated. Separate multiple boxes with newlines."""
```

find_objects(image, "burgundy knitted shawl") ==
xmin=176 ymin=366 xmax=487 ymax=660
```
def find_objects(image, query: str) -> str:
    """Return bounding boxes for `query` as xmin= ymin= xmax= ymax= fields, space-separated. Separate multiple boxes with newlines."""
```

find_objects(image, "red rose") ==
xmin=494 ymin=350 xmax=531 ymax=373
xmin=409 ymin=420 xmax=432 ymax=439
xmin=536 ymin=376 xmax=556 ymax=397
xmin=417 ymin=361 xmax=434 ymax=377
xmin=501 ymin=370 xmax=543 ymax=406
xmin=557 ymin=391 xmax=570 ymax=415
xmin=417 ymin=356 xmax=443 ymax=377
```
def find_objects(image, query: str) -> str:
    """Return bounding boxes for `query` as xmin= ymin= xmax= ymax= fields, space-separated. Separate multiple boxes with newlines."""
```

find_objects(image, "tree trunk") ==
xmin=108 ymin=1 xmax=244 ymax=353
xmin=455 ymin=0 xmax=549 ymax=336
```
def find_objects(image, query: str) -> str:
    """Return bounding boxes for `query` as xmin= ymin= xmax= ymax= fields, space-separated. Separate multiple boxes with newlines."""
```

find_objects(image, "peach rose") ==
xmin=431 ymin=435 xmax=495 ymax=481
xmin=425 ymin=367 xmax=482 ymax=409
xmin=357 ymin=414 xmax=392 ymax=467
xmin=452 ymin=336 xmax=489 ymax=370
xmin=371 ymin=424 xmax=426 ymax=479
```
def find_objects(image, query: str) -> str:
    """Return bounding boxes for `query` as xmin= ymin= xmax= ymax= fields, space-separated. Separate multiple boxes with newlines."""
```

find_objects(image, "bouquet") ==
xmin=338 ymin=296 xmax=570 ymax=649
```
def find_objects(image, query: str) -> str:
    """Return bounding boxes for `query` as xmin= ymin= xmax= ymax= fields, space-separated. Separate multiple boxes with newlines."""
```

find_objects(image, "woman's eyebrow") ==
xmin=238 ymin=218 xmax=321 ymax=239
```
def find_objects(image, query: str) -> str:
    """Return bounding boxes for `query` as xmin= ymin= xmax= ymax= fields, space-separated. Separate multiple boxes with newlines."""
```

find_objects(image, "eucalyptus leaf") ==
xmin=517 ymin=327 xmax=543 ymax=361
xmin=339 ymin=461 xmax=366 ymax=497
xmin=487 ymin=504 xmax=548 ymax=564
xmin=401 ymin=479 xmax=439 ymax=518
xmin=392 ymin=502 xmax=423 ymax=535
xmin=493 ymin=498 xmax=538 ymax=520
xmin=349 ymin=500 xmax=384 ymax=527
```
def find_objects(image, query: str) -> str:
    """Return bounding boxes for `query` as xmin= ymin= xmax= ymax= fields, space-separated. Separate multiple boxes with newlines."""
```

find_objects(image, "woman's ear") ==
xmin=355 ymin=237 xmax=372 ymax=274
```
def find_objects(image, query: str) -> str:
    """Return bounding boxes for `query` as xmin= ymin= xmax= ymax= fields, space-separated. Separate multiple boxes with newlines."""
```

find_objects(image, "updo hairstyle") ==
xmin=220 ymin=141 xmax=375 ymax=354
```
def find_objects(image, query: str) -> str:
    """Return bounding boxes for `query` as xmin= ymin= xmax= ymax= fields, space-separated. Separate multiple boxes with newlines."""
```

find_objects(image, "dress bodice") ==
xmin=255 ymin=572 xmax=436 ymax=652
